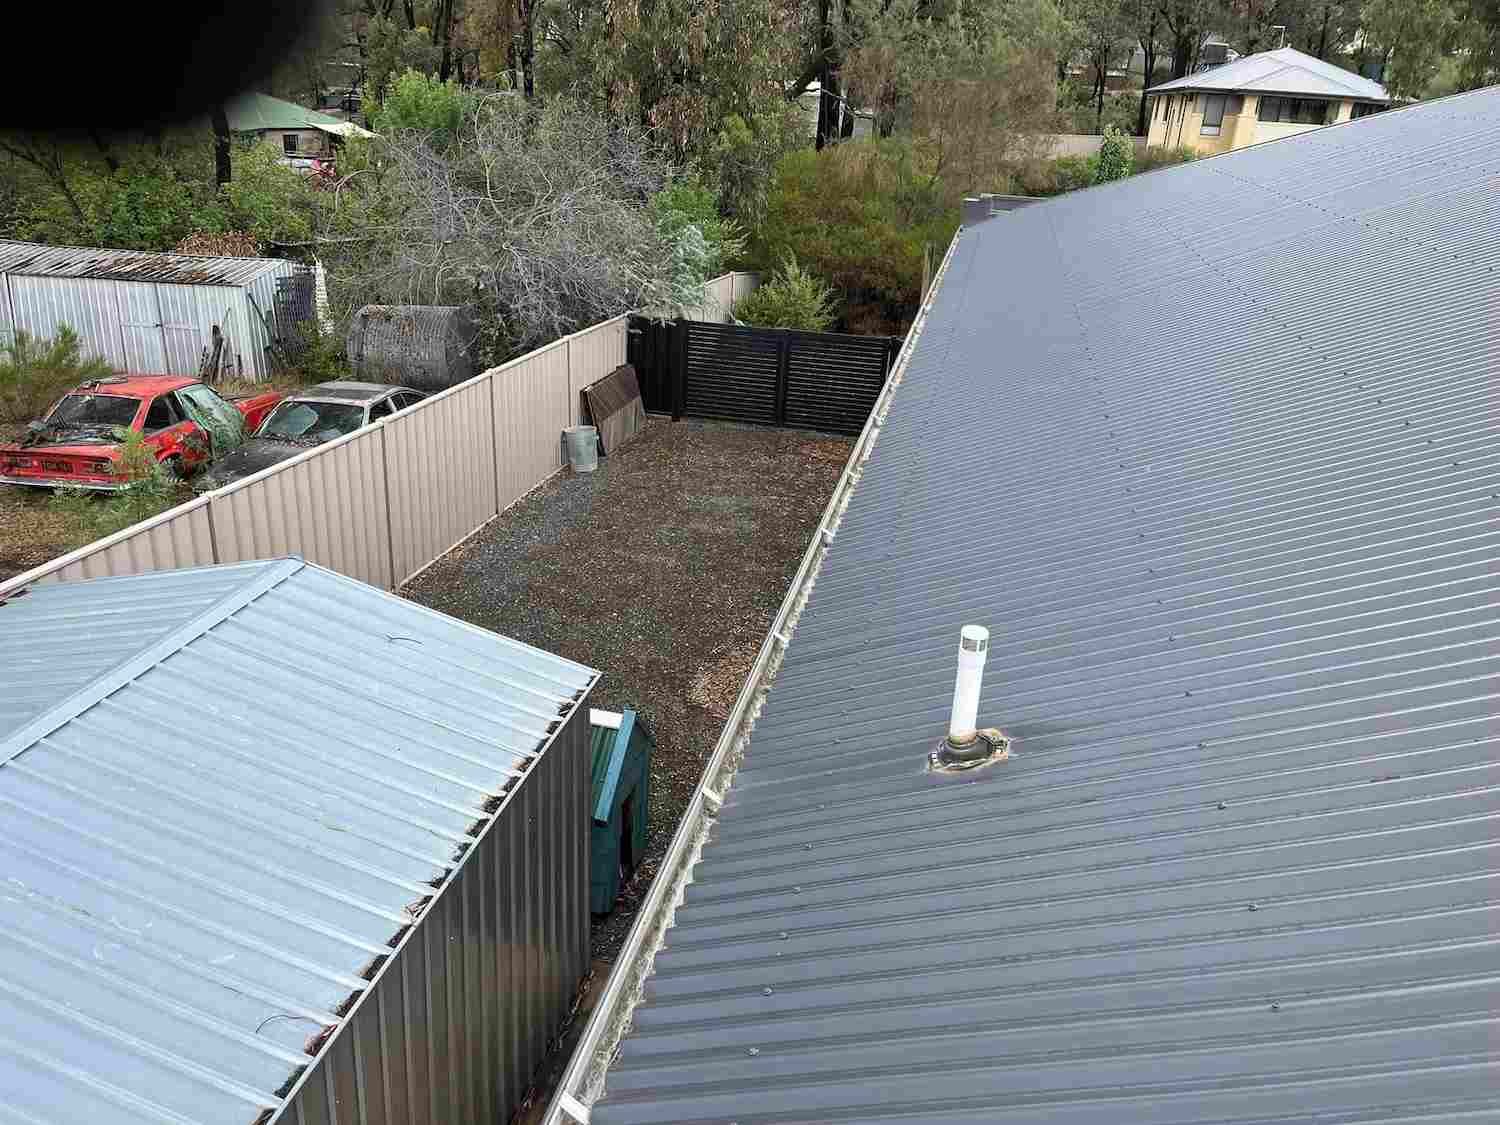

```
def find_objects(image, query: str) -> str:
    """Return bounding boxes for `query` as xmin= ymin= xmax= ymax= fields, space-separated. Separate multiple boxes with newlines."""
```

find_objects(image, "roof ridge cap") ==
xmin=0 ymin=557 xmax=304 ymax=769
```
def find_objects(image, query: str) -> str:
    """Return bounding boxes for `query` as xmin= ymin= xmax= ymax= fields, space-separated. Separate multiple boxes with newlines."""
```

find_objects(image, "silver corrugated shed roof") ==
xmin=0 ymin=239 xmax=289 ymax=287
xmin=0 ymin=557 xmax=596 ymax=1124
xmin=587 ymin=90 xmax=1500 ymax=1123
xmin=1148 ymin=45 xmax=1391 ymax=100
xmin=0 ymin=561 xmax=269 ymax=739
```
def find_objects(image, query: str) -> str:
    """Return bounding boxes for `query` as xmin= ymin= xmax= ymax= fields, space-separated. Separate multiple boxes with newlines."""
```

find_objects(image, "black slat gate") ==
xmin=629 ymin=316 xmax=900 ymax=436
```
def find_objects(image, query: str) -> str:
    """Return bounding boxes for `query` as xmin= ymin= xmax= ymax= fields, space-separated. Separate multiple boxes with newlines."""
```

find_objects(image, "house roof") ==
xmin=0 ymin=558 xmax=596 ymax=1124
xmin=1148 ymin=46 xmax=1390 ymax=101
xmin=223 ymin=91 xmax=374 ymax=137
xmin=582 ymin=89 xmax=1500 ymax=1124
xmin=0 ymin=239 xmax=291 ymax=287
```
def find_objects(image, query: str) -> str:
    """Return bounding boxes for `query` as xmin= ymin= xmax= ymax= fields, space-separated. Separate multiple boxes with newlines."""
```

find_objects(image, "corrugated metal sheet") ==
xmin=0 ymin=240 xmax=289 ymax=287
xmin=385 ymin=374 xmax=499 ymax=586
xmin=209 ymin=426 xmax=394 ymax=589
xmin=27 ymin=494 xmax=218 ymax=587
xmin=567 ymin=317 xmax=629 ymax=424
xmin=0 ymin=242 xmax=293 ymax=381
xmin=586 ymin=91 xmax=1500 ymax=1123
xmin=491 ymin=340 xmax=572 ymax=512
xmin=0 ymin=558 xmax=597 ymax=1125
xmin=0 ymin=560 xmax=272 ymax=738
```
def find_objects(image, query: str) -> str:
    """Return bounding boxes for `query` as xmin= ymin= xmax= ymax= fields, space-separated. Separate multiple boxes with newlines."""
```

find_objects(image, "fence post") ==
xmin=673 ymin=319 xmax=687 ymax=421
xmin=377 ymin=420 xmax=399 ymax=589
xmin=487 ymin=369 xmax=502 ymax=517
xmin=774 ymin=332 xmax=791 ymax=427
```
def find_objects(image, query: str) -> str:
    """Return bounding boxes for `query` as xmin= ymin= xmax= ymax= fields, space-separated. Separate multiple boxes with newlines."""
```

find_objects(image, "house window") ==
xmin=1200 ymin=93 xmax=1227 ymax=135
xmin=1350 ymin=101 xmax=1385 ymax=119
xmin=282 ymin=134 xmax=300 ymax=155
xmin=1257 ymin=97 xmax=1330 ymax=124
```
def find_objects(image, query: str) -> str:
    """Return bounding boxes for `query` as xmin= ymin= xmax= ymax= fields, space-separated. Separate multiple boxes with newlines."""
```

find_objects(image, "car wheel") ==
xmin=160 ymin=456 xmax=185 ymax=482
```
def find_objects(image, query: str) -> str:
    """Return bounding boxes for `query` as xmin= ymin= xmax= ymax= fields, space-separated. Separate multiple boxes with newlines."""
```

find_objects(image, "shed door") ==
xmin=116 ymin=283 xmax=167 ymax=373
xmin=157 ymin=284 xmax=235 ymax=378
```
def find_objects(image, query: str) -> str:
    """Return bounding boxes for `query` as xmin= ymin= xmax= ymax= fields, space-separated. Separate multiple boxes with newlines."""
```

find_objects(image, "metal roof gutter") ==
xmin=542 ymin=229 xmax=968 ymax=1125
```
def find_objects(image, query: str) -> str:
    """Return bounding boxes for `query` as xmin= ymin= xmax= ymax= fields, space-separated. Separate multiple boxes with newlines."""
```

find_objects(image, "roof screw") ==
xmin=792 ymin=886 xmax=802 ymax=893
xmin=1216 ymin=801 xmax=1228 ymax=810
xmin=804 ymin=843 xmax=813 ymax=850
xmin=1184 ymin=690 xmax=1192 ymax=697
xmin=1270 ymin=1001 xmax=1281 ymax=1012
xmin=747 ymin=1047 xmax=760 ymax=1057
xmin=778 ymin=931 xmax=789 ymax=940
xmin=762 ymin=987 xmax=774 ymax=996
xmin=1248 ymin=903 xmax=1259 ymax=911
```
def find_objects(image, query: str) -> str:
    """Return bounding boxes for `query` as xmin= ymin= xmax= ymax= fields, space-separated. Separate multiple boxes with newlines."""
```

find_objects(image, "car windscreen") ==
xmin=46 ymin=394 xmax=140 ymax=428
xmin=256 ymin=400 xmax=366 ymax=443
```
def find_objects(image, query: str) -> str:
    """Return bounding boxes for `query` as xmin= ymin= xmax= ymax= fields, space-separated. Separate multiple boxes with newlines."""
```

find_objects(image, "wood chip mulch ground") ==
xmin=401 ymin=417 xmax=851 ymax=963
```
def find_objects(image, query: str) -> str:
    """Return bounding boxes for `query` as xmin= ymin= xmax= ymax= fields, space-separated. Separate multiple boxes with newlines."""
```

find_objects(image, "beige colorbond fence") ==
xmin=0 ymin=277 xmax=756 ymax=595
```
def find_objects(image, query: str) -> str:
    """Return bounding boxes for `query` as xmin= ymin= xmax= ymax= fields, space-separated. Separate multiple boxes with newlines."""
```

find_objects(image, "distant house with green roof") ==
xmin=222 ymin=92 xmax=373 ymax=168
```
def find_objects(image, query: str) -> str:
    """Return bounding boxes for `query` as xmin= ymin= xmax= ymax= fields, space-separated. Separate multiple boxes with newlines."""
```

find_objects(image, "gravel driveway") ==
xmin=401 ymin=417 xmax=851 ymax=960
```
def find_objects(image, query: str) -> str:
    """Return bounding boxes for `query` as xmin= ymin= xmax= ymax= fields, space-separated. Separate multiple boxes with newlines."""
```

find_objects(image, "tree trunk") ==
xmin=520 ymin=0 xmax=536 ymax=99
xmin=1171 ymin=33 xmax=1194 ymax=78
xmin=88 ymin=129 xmax=121 ymax=174
xmin=814 ymin=0 xmax=835 ymax=150
xmin=437 ymin=0 xmax=459 ymax=78
xmin=1316 ymin=5 xmax=1332 ymax=58
xmin=212 ymin=103 xmax=233 ymax=186
xmin=1094 ymin=60 xmax=1106 ymax=131
xmin=1136 ymin=38 xmax=1158 ymax=134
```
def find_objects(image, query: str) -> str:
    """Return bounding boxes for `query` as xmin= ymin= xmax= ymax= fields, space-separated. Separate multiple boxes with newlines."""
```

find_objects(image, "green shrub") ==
xmin=1094 ymin=127 xmax=1135 ymax=184
xmin=0 ymin=327 xmax=115 ymax=424
xmin=751 ymin=140 xmax=958 ymax=333
xmin=366 ymin=70 xmax=474 ymax=150
xmin=653 ymin=178 xmax=746 ymax=279
xmin=49 ymin=428 xmax=186 ymax=545
xmin=1136 ymin=145 xmax=1199 ymax=173
xmin=288 ymin=322 xmax=351 ymax=385
xmin=733 ymin=255 xmax=836 ymax=331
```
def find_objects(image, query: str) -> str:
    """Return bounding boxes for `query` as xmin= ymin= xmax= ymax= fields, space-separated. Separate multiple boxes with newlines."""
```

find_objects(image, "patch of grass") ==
xmin=48 ymin=428 xmax=190 ymax=547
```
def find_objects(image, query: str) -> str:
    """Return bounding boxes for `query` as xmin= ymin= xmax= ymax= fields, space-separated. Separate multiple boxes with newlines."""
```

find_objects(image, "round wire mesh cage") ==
xmin=345 ymin=305 xmax=480 ymax=392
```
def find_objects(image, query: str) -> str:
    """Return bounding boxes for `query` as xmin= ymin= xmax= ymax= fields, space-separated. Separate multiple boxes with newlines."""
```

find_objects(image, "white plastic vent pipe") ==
xmin=948 ymin=625 xmax=990 ymax=745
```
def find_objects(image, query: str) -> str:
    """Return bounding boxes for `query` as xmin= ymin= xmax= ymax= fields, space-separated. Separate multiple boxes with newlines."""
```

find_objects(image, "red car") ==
xmin=0 ymin=376 xmax=284 ymax=491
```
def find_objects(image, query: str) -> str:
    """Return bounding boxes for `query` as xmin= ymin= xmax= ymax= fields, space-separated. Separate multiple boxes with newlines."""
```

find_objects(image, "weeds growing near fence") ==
xmin=49 ymin=429 xmax=188 ymax=546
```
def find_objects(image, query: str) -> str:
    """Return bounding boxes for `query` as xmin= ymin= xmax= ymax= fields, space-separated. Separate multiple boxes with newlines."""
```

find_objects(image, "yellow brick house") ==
xmin=1146 ymin=47 xmax=1391 ymax=155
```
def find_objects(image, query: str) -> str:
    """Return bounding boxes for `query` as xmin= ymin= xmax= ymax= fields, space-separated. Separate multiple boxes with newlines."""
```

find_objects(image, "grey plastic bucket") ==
xmin=564 ymin=425 xmax=599 ymax=472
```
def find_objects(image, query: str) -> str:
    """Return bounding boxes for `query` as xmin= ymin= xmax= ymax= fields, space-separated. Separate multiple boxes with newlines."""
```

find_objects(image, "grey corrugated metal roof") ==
xmin=588 ymin=90 xmax=1500 ymax=1123
xmin=0 ymin=558 xmax=596 ymax=1124
xmin=1148 ymin=46 xmax=1390 ymax=100
xmin=0 ymin=560 xmax=271 ymax=740
xmin=0 ymin=239 xmax=290 ymax=287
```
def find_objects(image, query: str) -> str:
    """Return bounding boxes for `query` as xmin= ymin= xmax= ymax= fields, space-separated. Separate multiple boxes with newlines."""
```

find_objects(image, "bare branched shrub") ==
xmin=322 ymin=97 xmax=710 ymax=363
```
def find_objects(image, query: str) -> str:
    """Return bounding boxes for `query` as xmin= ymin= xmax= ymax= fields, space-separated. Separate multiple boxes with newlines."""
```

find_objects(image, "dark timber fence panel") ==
xmin=629 ymin=316 xmax=900 ymax=435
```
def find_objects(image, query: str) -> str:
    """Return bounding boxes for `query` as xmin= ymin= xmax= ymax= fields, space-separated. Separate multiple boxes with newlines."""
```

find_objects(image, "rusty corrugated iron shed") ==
xmin=0 ymin=239 xmax=288 ymax=287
